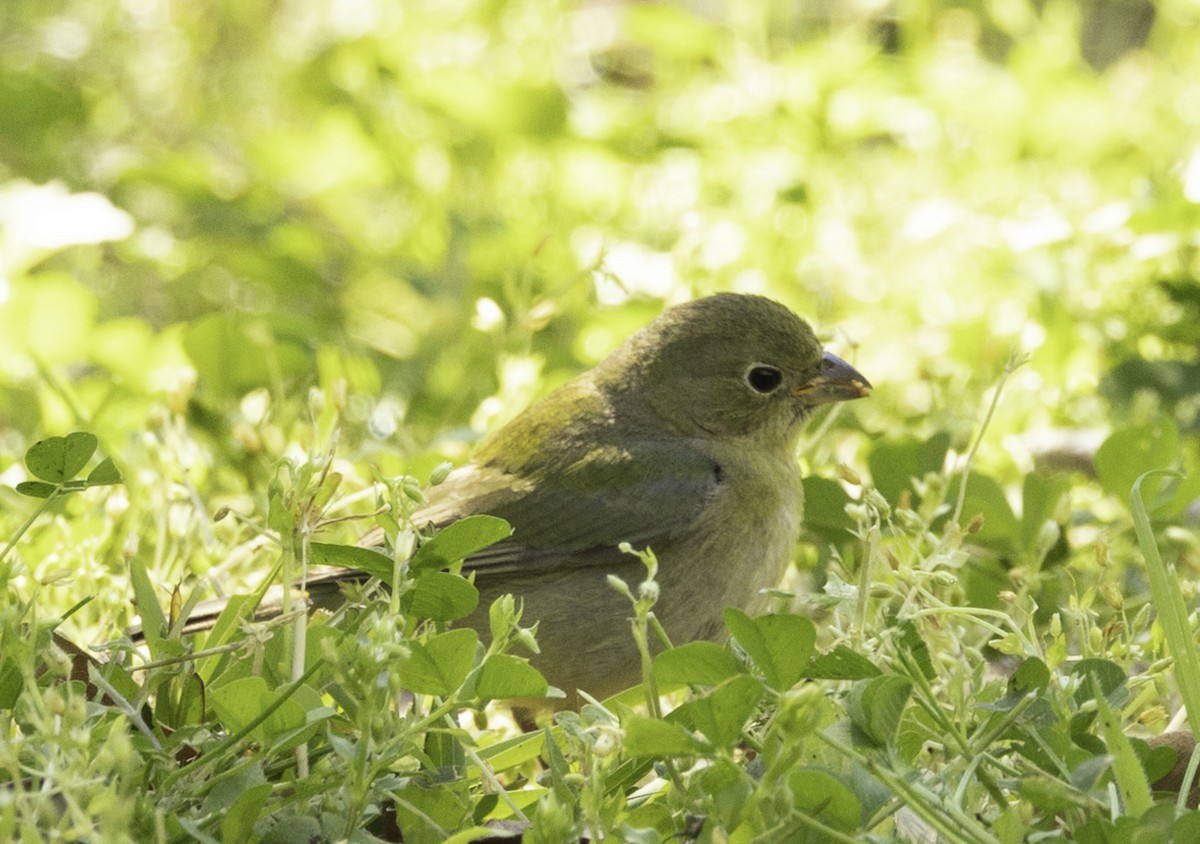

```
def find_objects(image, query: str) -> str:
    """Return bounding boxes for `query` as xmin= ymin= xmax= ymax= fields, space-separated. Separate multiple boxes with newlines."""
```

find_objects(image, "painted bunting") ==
xmin=190 ymin=293 xmax=870 ymax=702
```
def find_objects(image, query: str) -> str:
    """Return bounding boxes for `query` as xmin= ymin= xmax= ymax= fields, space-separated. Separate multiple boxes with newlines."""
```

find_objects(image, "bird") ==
xmin=184 ymin=293 xmax=870 ymax=704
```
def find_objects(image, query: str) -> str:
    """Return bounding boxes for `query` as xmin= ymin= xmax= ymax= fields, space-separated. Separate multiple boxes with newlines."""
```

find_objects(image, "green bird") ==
xmin=188 ymin=293 xmax=870 ymax=703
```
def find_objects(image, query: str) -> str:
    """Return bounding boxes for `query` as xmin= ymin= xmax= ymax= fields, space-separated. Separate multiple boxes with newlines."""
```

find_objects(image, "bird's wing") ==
xmin=414 ymin=439 xmax=721 ymax=577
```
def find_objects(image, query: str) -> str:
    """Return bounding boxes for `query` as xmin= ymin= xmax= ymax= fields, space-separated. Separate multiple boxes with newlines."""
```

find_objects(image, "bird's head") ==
xmin=599 ymin=293 xmax=871 ymax=444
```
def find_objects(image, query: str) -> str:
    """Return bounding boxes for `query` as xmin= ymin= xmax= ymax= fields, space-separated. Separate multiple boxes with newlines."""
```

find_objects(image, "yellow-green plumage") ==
xmin=414 ymin=293 xmax=870 ymax=702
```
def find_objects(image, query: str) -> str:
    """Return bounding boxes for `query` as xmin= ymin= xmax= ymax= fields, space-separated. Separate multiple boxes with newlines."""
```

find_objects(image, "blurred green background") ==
xmin=2 ymin=0 xmax=1199 ymax=635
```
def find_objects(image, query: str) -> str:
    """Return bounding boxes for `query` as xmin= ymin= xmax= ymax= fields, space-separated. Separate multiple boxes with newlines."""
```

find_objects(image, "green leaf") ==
xmin=847 ymin=675 xmax=913 ymax=747
xmin=1096 ymin=420 xmax=1178 ymax=501
xmin=1128 ymin=804 xmax=1176 ymax=842
xmin=441 ymin=828 xmax=517 ymax=844
xmin=1174 ymin=810 xmax=1200 ymax=842
xmin=14 ymin=481 xmax=56 ymax=499
xmin=260 ymin=817 xmax=321 ymax=844
xmin=390 ymin=781 xmax=473 ymax=843
xmin=896 ymin=619 xmax=935 ymax=681
xmin=196 ymin=594 xmax=260 ymax=682
xmin=208 ymin=676 xmax=315 ymax=746
xmin=267 ymin=490 xmax=291 ymax=537
xmin=221 ymin=783 xmax=273 ymax=844
xmin=395 ymin=629 xmax=478 ymax=696
xmin=1018 ymin=773 xmax=1090 ymax=814
xmin=541 ymin=724 xmax=575 ymax=805
xmin=804 ymin=646 xmax=883 ymax=680
xmin=476 ymin=730 xmax=548 ymax=773
xmin=408 ymin=571 xmax=479 ymax=621
xmin=1131 ymin=470 xmax=1200 ymax=738
xmin=668 ymin=674 xmax=763 ymax=748
xmin=412 ymin=515 xmax=512 ymax=573
xmin=25 ymin=432 xmax=97 ymax=483
xmin=1071 ymin=658 xmax=1127 ymax=707
xmin=1141 ymin=741 xmax=1179 ymax=786
xmin=476 ymin=654 xmax=548 ymax=701
xmin=130 ymin=557 xmax=168 ymax=658
xmin=622 ymin=715 xmax=707 ymax=757
xmin=981 ymin=657 xmax=1050 ymax=712
xmin=0 ymin=655 xmax=23 ymax=710
xmin=723 ymin=608 xmax=815 ymax=691
xmin=867 ymin=433 xmax=950 ymax=506
xmin=956 ymin=472 xmax=1020 ymax=550
xmin=1067 ymin=755 xmax=1111 ymax=794
xmin=309 ymin=541 xmax=391 ymax=582
xmin=787 ymin=769 xmax=862 ymax=832
xmin=85 ymin=456 xmax=123 ymax=487
xmin=1020 ymin=472 xmax=1068 ymax=552
xmin=801 ymin=476 xmax=855 ymax=543
xmin=654 ymin=641 xmax=745 ymax=687
xmin=200 ymin=760 xmax=267 ymax=817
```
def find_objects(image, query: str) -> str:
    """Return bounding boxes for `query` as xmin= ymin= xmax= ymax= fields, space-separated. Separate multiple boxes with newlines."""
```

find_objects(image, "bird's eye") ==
xmin=746 ymin=365 xmax=784 ymax=394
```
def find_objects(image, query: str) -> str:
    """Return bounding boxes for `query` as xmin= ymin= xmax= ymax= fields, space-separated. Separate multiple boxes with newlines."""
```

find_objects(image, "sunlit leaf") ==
xmin=25 ymin=432 xmax=96 ymax=483
xmin=412 ymin=515 xmax=512 ymax=573
xmin=654 ymin=641 xmax=745 ymax=687
xmin=85 ymin=457 xmax=122 ymax=487
xmin=407 ymin=571 xmax=479 ymax=621
xmin=723 ymin=608 xmax=815 ymax=691
xmin=395 ymin=629 xmax=477 ymax=697
xmin=475 ymin=654 xmax=548 ymax=701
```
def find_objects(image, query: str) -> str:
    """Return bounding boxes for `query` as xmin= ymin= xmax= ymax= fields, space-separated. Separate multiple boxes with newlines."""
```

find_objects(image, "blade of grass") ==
xmin=1090 ymin=672 xmax=1152 ymax=816
xmin=1130 ymin=470 xmax=1200 ymax=737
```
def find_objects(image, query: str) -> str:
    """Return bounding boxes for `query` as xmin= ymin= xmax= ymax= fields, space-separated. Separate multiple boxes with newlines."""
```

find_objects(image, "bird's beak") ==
xmin=792 ymin=352 xmax=872 ymax=407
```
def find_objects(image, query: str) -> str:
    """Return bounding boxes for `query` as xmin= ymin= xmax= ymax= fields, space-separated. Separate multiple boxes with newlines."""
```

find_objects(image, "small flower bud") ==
xmin=837 ymin=464 xmax=862 ymax=486
xmin=638 ymin=580 xmax=660 ymax=604
xmin=883 ymin=548 xmax=902 ymax=570
xmin=308 ymin=387 xmax=325 ymax=418
xmin=895 ymin=508 xmax=924 ymax=533
xmin=866 ymin=489 xmax=891 ymax=519
xmin=931 ymin=571 xmax=958 ymax=587
xmin=1137 ymin=706 xmax=1168 ymax=727
xmin=400 ymin=476 xmax=425 ymax=504
xmin=606 ymin=574 xmax=634 ymax=601
xmin=515 ymin=626 xmax=541 ymax=654
xmin=593 ymin=727 xmax=619 ymax=758
xmin=1099 ymin=581 xmax=1123 ymax=611
xmin=429 ymin=462 xmax=453 ymax=486
xmin=41 ymin=568 xmax=72 ymax=586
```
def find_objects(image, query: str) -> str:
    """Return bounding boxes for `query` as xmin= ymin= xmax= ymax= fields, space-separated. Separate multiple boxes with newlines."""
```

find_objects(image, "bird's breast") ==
xmin=651 ymin=448 xmax=803 ymax=643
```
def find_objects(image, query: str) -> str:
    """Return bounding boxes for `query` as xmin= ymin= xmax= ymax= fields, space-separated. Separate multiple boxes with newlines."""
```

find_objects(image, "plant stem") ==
xmin=952 ymin=350 xmax=1026 ymax=527
xmin=0 ymin=487 xmax=61 ymax=566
